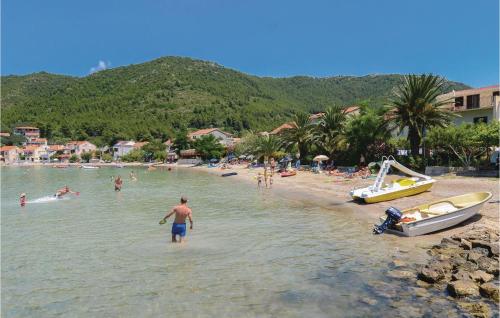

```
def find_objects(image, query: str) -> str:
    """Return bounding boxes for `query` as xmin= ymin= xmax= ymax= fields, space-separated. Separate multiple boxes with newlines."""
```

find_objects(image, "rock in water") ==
xmin=387 ymin=270 xmax=414 ymax=279
xmin=451 ymin=270 xmax=472 ymax=281
xmin=418 ymin=265 xmax=445 ymax=283
xmin=479 ymin=282 xmax=500 ymax=302
xmin=447 ymin=280 xmax=480 ymax=297
xmin=457 ymin=302 xmax=491 ymax=318
xmin=471 ymin=270 xmax=494 ymax=284
xmin=476 ymin=256 xmax=499 ymax=276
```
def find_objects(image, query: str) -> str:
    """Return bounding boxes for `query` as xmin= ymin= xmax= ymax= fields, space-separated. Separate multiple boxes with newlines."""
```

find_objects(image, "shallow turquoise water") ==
xmin=1 ymin=166 xmax=476 ymax=317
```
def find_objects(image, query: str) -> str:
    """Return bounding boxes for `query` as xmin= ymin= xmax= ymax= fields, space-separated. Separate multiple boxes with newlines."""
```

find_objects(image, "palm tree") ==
xmin=345 ymin=106 xmax=391 ymax=163
xmin=313 ymin=106 xmax=348 ymax=160
xmin=388 ymin=74 xmax=455 ymax=156
xmin=254 ymin=134 xmax=283 ymax=161
xmin=280 ymin=112 xmax=313 ymax=159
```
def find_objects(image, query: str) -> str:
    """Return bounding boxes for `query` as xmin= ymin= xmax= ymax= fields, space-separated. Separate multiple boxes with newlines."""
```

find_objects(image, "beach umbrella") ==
xmin=313 ymin=155 xmax=329 ymax=162
xmin=239 ymin=155 xmax=246 ymax=159
xmin=313 ymin=155 xmax=329 ymax=172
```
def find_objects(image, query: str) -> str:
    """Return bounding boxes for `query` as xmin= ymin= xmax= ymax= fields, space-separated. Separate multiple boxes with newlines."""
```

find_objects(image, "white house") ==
xmin=113 ymin=141 xmax=136 ymax=160
xmin=65 ymin=141 xmax=97 ymax=157
xmin=188 ymin=128 xmax=234 ymax=147
xmin=0 ymin=146 xmax=19 ymax=163
xmin=437 ymin=85 xmax=500 ymax=125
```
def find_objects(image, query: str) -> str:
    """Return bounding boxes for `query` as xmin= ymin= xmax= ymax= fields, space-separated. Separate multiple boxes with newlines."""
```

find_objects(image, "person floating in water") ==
xmin=159 ymin=196 xmax=193 ymax=243
xmin=20 ymin=193 xmax=26 ymax=207
xmin=129 ymin=171 xmax=137 ymax=181
xmin=114 ymin=176 xmax=123 ymax=191
xmin=55 ymin=185 xmax=79 ymax=198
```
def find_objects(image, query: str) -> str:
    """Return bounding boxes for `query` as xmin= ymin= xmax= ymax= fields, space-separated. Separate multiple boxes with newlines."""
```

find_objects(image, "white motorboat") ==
xmin=377 ymin=192 xmax=492 ymax=236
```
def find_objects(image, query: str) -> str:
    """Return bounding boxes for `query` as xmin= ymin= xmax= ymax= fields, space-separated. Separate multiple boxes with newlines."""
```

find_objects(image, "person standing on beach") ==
xmin=114 ymin=176 xmax=123 ymax=191
xmin=270 ymin=158 xmax=276 ymax=176
xmin=160 ymin=196 xmax=193 ymax=243
xmin=257 ymin=173 xmax=263 ymax=188
xmin=263 ymin=167 xmax=269 ymax=188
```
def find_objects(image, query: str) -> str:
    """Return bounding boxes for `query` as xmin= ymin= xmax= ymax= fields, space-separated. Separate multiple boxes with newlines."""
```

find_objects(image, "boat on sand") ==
xmin=281 ymin=171 xmax=296 ymax=177
xmin=375 ymin=192 xmax=492 ymax=236
xmin=350 ymin=156 xmax=435 ymax=203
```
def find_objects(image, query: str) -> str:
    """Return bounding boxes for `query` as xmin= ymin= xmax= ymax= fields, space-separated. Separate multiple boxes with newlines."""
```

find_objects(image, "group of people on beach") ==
xmin=257 ymin=158 xmax=276 ymax=189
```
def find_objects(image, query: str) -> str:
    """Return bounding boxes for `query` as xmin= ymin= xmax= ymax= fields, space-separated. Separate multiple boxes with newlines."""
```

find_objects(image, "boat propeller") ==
xmin=373 ymin=207 xmax=402 ymax=234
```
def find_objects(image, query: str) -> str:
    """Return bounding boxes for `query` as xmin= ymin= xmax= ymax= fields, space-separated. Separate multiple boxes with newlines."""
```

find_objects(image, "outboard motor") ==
xmin=373 ymin=207 xmax=402 ymax=234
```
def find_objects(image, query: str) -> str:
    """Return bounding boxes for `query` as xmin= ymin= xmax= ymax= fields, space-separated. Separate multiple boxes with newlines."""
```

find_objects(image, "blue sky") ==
xmin=2 ymin=0 xmax=498 ymax=87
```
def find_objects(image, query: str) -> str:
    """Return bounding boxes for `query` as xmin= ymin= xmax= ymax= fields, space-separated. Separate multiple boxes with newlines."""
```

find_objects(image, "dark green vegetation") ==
xmin=1 ymin=56 xmax=468 ymax=145
xmin=236 ymin=74 xmax=498 ymax=170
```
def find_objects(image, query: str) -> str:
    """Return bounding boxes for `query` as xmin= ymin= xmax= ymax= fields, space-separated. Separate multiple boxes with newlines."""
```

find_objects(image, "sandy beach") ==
xmin=184 ymin=163 xmax=499 ymax=246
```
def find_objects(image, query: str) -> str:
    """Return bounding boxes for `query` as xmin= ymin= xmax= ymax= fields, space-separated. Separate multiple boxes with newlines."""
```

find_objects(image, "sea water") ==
xmin=0 ymin=166 xmax=485 ymax=317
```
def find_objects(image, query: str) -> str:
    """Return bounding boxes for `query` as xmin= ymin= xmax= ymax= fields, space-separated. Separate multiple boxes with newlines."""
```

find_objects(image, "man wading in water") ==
xmin=160 ymin=196 xmax=193 ymax=243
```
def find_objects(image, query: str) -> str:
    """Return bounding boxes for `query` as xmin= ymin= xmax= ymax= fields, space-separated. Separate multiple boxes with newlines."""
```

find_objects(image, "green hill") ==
xmin=1 ymin=56 xmax=469 ymax=145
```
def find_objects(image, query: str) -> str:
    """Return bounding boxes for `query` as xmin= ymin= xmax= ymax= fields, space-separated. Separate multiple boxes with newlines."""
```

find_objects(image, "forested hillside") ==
xmin=1 ymin=56 xmax=469 ymax=145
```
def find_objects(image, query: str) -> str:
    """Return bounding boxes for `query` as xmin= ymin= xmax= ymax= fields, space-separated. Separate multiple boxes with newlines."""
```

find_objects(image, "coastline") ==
xmin=4 ymin=161 xmax=498 ymax=243
xmin=183 ymin=163 xmax=499 ymax=245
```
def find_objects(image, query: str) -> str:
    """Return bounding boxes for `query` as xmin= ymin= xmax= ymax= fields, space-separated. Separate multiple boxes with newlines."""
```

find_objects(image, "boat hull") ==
xmin=361 ymin=182 xmax=434 ymax=203
xmin=384 ymin=192 xmax=492 ymax=236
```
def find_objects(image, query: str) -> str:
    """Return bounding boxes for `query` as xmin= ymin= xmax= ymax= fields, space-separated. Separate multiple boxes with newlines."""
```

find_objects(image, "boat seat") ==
xmin=421 ymin=201 xmax=459 ymax=215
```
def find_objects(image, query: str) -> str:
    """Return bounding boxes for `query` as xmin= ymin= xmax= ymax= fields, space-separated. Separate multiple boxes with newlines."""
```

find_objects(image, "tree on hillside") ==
xmin=192 ymin=135 xmax=225 ymax=160
xmin=388 ymin=74 xmax=455 ymax=156
xmin=313 ymin=106 xmax=348 ymax=161
xmin=280 ymin=112 xmax=313 ymax=160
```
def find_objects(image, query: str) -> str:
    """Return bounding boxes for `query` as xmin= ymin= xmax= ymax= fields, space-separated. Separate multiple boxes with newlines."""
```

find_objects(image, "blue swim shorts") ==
xmin=172 ymin=223 xmax=186 ymax=237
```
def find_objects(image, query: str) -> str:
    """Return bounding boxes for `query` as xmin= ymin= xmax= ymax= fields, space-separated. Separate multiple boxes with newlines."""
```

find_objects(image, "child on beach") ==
xmin=269 ymin=173 xmax=273 ymax=188
xmin=257 ymin=173 xmax=263 ymax=188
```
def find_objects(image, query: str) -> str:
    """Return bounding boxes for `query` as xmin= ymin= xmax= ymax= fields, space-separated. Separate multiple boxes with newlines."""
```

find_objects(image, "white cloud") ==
xmin=89 ymin=60 xmax=111 ymax=74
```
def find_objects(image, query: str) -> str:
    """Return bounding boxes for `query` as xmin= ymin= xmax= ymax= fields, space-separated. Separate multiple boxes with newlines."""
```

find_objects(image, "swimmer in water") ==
xmin=55 ymin=185 xmax=78 ymax=198
xmin=20 ymin=193 xmax=26 ymax=207
xmin=114 ymin=176 xmax=123 ymax=191
xmin=129 ymin=171 xmax=137 ymax=181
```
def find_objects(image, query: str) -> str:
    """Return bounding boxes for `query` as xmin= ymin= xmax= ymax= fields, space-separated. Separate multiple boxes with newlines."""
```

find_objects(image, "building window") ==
xmin=454 ymin=96 xmax=464 ymax=107
xmin=493 ymin=91 xmax=500 ymax=97
xmin=466 ymin=94 xmax=480 ymax=109
xmin=473 ymin=116 xmax=488 ymax=124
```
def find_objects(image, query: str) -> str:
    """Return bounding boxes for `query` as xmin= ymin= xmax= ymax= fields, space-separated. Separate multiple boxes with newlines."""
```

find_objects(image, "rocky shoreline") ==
xmin=385 ymin=223 xmax=499 ymax=317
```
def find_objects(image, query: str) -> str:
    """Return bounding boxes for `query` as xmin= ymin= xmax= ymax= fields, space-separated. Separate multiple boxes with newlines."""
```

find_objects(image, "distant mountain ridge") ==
xmin=0 ymin=56 xmax=470 ymax=144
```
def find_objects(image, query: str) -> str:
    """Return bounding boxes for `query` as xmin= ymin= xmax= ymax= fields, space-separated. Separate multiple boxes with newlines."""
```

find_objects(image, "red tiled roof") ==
xmin=22 ymin=145 xmax=40 ymax=152
xmin=48 ymin=145 xmax=65 ymax=151
xmin=188 ymin=128 xmax=232 ymax=138
xmin=133 ymin=141 xmax=149 ymax=149
xmin=0 ymin=146 xmax=18 ymax=151
xmin=344 ymin=106 xmax=360 ymax=114
xmin=28 ymin=138 xmax=47 ymax=143
xmin=0 ymin=132 xmax=11 ymax=137
xmin=270 ymin=123 xmax=294 ymax=135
